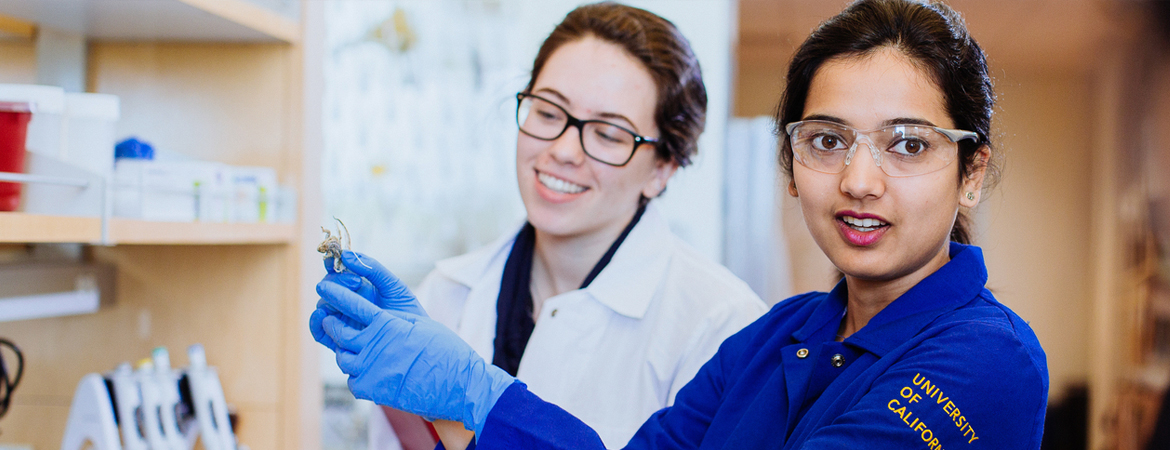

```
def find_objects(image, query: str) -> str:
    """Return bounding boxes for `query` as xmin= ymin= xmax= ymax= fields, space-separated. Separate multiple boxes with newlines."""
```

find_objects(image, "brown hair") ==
xmin=776 ymin=0 xmax=1000 ymax=244
xmin=524 ymin=2 xmax=707 ymax=167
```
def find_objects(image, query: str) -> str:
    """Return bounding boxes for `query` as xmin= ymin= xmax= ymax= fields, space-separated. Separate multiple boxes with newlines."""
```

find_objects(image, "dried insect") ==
xmin=318 ymin=217 xmax=353 ymax=272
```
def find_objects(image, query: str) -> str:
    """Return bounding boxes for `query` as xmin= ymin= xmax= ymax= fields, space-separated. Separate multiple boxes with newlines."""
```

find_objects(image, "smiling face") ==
xmin=517 ymin=36 xmax=676 ymax=240
xmin=793 ymin=47 xmax=987 ymax=286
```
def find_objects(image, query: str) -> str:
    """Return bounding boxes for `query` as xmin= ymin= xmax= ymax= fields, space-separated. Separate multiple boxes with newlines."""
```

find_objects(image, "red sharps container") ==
xmin=0 ymin=101 xmax=32 ymax=211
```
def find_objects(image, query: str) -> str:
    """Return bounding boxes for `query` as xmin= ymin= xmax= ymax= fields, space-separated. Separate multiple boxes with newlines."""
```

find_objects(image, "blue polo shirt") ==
xmin=469 ymin=243 xmax=1049 ymax=450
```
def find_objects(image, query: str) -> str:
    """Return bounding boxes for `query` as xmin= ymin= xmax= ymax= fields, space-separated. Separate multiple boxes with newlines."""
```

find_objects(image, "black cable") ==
xmin=0 ymin=338 xmax=23 ymax=421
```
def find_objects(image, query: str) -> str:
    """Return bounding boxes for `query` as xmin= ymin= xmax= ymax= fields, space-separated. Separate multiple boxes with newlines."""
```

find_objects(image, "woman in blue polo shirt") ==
xmin=310 ymin=0 xmax=1049 ymax=449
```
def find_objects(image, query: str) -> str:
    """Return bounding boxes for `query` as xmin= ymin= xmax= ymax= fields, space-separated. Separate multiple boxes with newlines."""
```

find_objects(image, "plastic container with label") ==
xmin=113 ymin=159 xmax=232 ymax=222
xmin=0 ymin=101 xmax=32 ymax=211
xmin=230 ymin=166 xmax=277 ymax=223
xmin=63 ymin=93 xmax=120 ymax=176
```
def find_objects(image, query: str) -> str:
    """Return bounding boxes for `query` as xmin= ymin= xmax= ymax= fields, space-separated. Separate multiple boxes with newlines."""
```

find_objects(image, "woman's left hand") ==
xmin=320 ymin=250 xmax=429 ymax=317
xmin=311 ymin=278 xmax=517 ymax=437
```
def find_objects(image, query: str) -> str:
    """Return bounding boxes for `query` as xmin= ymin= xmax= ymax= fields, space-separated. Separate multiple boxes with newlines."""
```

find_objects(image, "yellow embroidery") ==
xmin=913 ymin=373 xmax=978 ymax=444
xmin=886 ymin=374 xmax=980 ymax=448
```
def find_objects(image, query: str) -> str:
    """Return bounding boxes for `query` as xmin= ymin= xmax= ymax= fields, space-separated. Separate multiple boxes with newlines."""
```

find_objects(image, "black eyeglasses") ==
xmin=516 ymin=92 xmax=658 ymax=167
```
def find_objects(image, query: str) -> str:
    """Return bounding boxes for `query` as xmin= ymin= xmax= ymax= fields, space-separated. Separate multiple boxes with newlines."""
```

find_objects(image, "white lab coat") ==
xmin=416 ymin=203 xmax=766 ymax=448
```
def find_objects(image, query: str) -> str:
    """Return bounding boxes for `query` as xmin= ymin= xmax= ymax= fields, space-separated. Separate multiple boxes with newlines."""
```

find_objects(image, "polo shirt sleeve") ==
xmin=473 ymin=383 xmax=607 ymax=450
xmin=799 ymin=320 xmax=1048 ymax=450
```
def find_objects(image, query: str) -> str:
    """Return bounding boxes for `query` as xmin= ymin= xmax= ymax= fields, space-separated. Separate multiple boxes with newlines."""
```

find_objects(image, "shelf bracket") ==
xmin=0 ymin=261 xmax=115 ymax=322
xmin=1 ymin=150 xmax=114 ymax=245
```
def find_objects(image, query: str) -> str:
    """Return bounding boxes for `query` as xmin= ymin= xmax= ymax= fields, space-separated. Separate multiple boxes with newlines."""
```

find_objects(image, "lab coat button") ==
xmin=796 ymin=348 xmax=809 ymax=359
xmin=831 ymin=354 xmax=845 ymax=367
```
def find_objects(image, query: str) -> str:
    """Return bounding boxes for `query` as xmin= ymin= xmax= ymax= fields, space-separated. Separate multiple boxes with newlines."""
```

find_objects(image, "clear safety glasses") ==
xmin=785 ymin=120 xmax=979 ymax=177
xmin=516 ymin=93 xmax=658 ymax=167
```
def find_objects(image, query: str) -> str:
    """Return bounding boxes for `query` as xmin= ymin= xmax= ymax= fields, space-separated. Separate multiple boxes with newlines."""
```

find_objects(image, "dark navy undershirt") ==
xmin=492 ymin=204 xmax=648 ymax=376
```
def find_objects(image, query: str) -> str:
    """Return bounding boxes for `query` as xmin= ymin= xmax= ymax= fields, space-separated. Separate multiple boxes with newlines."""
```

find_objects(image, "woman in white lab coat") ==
xmin=361 ymin=2 xmax=765 ymax=448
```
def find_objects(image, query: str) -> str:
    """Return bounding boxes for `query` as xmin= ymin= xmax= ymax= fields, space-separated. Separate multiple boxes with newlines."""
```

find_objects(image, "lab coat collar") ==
xmin=434 ymin=228 xmax=519 ymax=288
xmin=792 ymin=242 xmax=988 ymax=356
xmin=432 ymin=203 xmax=672 ymax=320
xmin=582 ymin=202 xmax=672 ymax=319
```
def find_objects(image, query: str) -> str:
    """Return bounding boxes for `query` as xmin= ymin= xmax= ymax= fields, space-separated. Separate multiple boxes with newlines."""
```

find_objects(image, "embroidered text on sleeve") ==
xmin=886 ymin=373 xmax=980 ymax=449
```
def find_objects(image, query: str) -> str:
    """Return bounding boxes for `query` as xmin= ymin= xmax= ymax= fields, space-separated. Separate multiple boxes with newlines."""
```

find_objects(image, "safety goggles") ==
xmin=785 ymin=120 xmax=979 ymax=177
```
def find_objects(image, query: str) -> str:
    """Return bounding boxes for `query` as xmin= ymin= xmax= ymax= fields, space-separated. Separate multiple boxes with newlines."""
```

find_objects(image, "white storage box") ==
xmin=275 ymin=185 xmax=297 ymax=223
xmin=63 ymin=93 xmax=120 ymax=177
xmin=114 ymin=160 xmax=231 ymax=222
xmin=195 ymin=163 xmax=232 ymax=223
xmin=230 ymin=166 xmax=277 ymax=223
xmin=20 ymin=152 xmax=105 ymax=217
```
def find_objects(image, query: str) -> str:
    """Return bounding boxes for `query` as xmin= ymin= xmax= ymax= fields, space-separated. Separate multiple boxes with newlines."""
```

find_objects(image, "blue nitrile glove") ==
xmin=316 ymin=279 xmax=517 ymax=437
xmin=321 ymin=250 xmax=428 ymax=318
xmin=310 ymin=298 xmax=366 ymax=352
xmin=309 ymin=305 xmax=338 ymax=351
xmin=313 ymin=250 xmax=427 ymax=351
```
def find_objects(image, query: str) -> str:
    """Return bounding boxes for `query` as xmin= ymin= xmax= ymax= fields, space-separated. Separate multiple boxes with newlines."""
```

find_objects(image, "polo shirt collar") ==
xmin=791 ymin=281 xmax=848 ymax=343
xmin=792 ymin=242 xmax=988 ymax=356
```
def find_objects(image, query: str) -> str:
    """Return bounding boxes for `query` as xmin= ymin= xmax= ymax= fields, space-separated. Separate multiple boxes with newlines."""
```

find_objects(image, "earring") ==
xmin=966 ymin=192 xmax=975 ymax=201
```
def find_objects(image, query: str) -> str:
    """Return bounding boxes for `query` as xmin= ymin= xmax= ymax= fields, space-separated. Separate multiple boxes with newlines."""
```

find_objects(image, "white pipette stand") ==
xmin=59 ymin=344 xmax=240 ymax=450
xmin=135 ymin=360 xmax=170 ymax=450
xmin=109 ymin=363 xmax=149 ymax=450
xmin=185 ymin=344 xmax=237 ymax=450
xmin=151 ymin=348 xmax=188 ymax=450
xmin=59 ymin=373 xmax=122 ymax=450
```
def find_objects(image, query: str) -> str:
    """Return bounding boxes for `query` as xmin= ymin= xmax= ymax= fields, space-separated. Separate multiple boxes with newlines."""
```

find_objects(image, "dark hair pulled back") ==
xmin=525 ymin=2 xmax=707 ymax=167
xmin=776 ymin=0 xmax=998 ymax=244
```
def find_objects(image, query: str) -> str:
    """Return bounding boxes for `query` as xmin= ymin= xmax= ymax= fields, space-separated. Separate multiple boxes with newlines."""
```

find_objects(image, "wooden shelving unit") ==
xmin=0 ymin=0 xmax=299 ymax=42
xmin=0 ymin=212 xmax=100 ymax=243
xmin=110 ymin=219 xmax=296 ymax=245
xmin=0 ymin=1 xmax=319 ymax=450
xmin=0 ymin=212 xmax=296 ymax=244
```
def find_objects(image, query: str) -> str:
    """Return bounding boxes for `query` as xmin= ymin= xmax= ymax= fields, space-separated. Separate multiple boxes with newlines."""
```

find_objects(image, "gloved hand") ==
xmin=315 ymin=279 xmax=517 ymax=437
xmin=312 ymin=250 xmax=429 ymax=351
xmin=310 ymin=298 xmax=363 ymax=353
xmin=321 ymin=250 xmax=428 ymax=317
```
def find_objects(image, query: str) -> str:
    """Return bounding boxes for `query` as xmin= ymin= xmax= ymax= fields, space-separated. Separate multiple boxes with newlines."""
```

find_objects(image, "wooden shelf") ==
xmin=0 ymin=212 xmax=100 ymax=243
xmin=110 ymin=218 xmax=294 ymax=245
xmin=0 ymin=0 xmax=299 ymax=43
xmin=0 ymin=212 xmax=293 ymax=245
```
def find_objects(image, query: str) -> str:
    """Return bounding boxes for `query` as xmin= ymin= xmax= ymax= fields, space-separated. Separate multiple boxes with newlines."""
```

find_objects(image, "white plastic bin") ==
xmin=0 ymin=84 xmax=65 ymax=158
xmin=64 ymin=93 xmax=120 ymax=177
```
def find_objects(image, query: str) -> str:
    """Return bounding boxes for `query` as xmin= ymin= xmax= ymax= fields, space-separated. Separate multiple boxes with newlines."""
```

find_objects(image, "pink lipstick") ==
xmin=835 ymin=211 xmax=890 ymax=247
